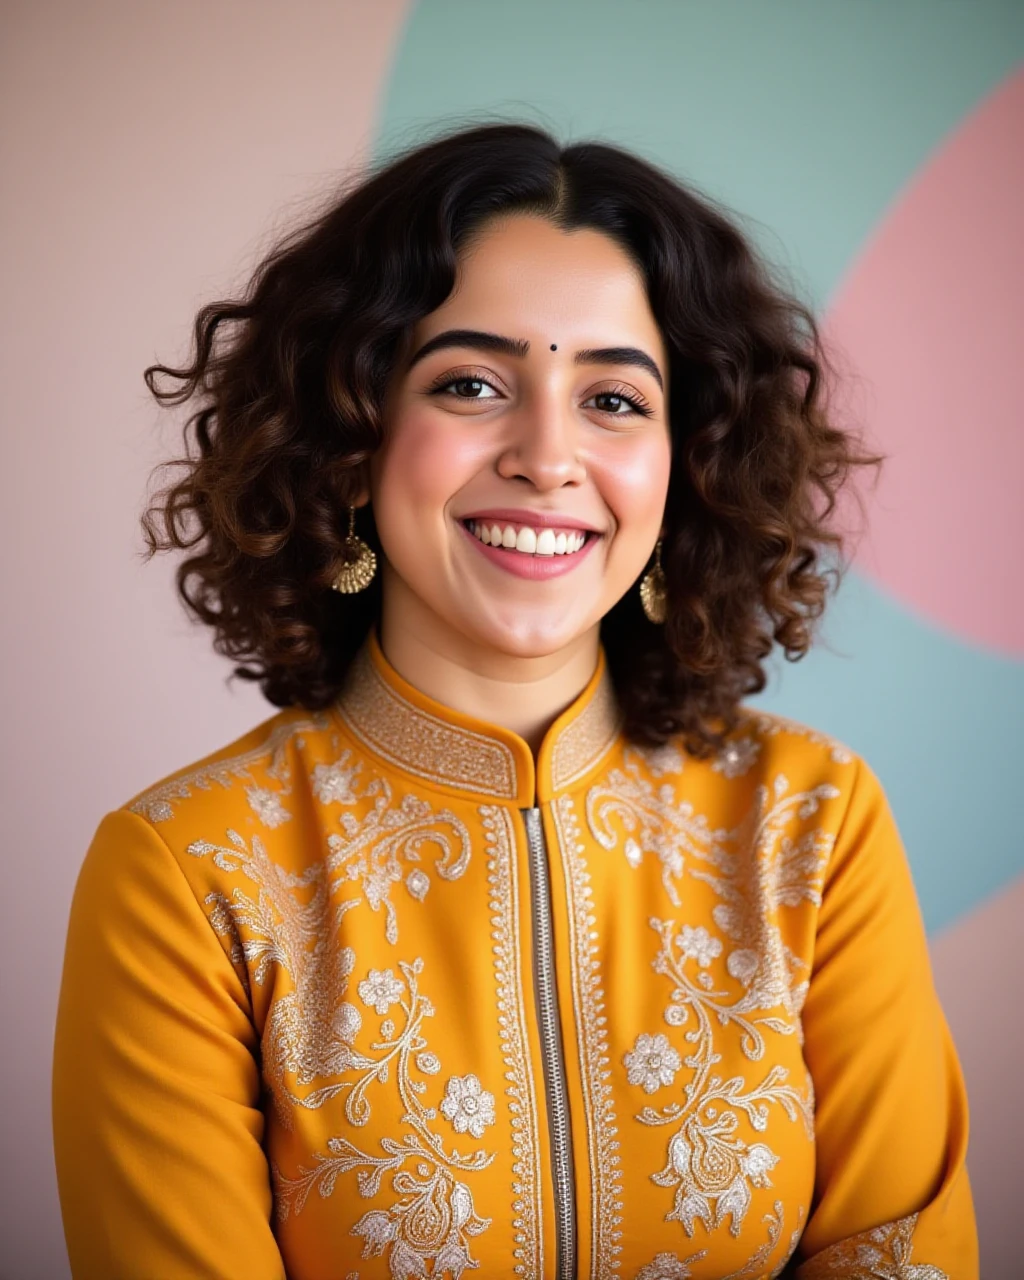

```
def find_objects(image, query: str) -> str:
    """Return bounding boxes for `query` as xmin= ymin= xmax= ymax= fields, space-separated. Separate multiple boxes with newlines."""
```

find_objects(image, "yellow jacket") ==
xmin=53 ymin=630 xmax=977 ymax=1279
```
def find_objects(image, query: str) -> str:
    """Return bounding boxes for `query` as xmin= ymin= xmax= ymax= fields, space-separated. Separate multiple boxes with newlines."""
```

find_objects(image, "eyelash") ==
xmin=425 ymin=370 xmax=655 ymax=418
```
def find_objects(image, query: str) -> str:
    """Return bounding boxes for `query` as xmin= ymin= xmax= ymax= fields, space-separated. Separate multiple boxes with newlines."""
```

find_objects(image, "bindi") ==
xmin=549 ymin=343 xmax=557 ymax=351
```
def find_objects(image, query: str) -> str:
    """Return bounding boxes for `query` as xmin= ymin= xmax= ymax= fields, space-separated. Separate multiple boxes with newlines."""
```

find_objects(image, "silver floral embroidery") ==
xmin=635 ymin=1247 xmax=708 ymax=1279
xmin=312 ymin=752 xmax=363 ymax=805
xmin=358 ymin=968 xmax=404 ymax=1016
xmin=677 ymin=924 xmax=722 ymax=968
xmin=796 ymin=1212 xmax=948 ymax=1279
xmin=440 ymin=1074 xmax=497 ymax=1139
xmin=273 ymin=956 xmax=496 ymax=1278
xmin=326 ymin=779 xmax=470 ymax=945
xmin=246 ymin=784 xmax=291 ymax=828
xmin=129 ymin=714 xmax=325 ymax=822
xmin=624 ymin=1033 xmax=683 ymax=1094
xmin=713 ymin=737 xmax=762 ymax=779
xmin=587 ymin=746 xmax=735 ymax=907
xmin=636 ymin=916 xmax=813 ymax=1240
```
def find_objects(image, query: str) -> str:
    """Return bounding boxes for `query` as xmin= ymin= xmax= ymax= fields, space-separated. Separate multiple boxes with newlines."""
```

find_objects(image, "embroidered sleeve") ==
xmin=52 ymin=809 xmax=287 ymax=1279
xmin=789 ymin=759 xmax=979 ymax=1279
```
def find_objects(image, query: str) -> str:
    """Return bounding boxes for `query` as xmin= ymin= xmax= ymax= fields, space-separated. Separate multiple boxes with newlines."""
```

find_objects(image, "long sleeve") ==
xmin=791 ymin=758 xmax=979 ymax=1277
xmin=52 ymin=808 xmax=287 ymax=1280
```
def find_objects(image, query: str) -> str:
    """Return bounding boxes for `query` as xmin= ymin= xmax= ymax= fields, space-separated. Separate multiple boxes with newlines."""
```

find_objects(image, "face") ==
xmin=367 ymin=213 xmax=672 ymax=661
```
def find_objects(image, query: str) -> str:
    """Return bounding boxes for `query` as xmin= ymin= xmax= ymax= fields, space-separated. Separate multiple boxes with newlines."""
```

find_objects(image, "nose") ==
xmin=494 ymin=388 xmax=587 ymax=490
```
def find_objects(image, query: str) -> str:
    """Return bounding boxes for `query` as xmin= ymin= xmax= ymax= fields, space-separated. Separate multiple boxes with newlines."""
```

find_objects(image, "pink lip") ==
xmin=458 ymin=521 xmax=601 ymax=580
xmin=458 ymin=507 xmax=602 ymax=533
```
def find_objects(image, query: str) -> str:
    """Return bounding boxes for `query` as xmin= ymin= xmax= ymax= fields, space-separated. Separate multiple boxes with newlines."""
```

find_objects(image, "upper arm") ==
xmin=52 ymin=808 xmax=287 ymax=1279
xmin=791 ymin=758 xmax=978 ymax=1277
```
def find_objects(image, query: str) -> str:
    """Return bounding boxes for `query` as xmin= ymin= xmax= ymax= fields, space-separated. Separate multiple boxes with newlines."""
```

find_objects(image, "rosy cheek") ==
xmin=375 ymin=406 xmax=488 ymax=512
xmin=591 ymin=433 xmax=671 ymax=523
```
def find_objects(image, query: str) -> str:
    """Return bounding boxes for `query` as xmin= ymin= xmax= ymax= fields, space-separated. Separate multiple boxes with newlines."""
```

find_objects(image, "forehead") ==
xmin=415 ymin=214 xmax=665 ymax=357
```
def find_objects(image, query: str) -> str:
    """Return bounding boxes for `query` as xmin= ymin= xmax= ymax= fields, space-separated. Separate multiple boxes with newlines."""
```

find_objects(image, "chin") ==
xmin=464 ymin=612 xmax=594 ymax=659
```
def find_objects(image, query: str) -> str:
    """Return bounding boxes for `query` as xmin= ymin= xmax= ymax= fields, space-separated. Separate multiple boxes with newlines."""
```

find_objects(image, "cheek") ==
xmin=372 ymin=407 xmax=482 ymax=513
xmin=595 ymin=432 xmax=672 ymax=527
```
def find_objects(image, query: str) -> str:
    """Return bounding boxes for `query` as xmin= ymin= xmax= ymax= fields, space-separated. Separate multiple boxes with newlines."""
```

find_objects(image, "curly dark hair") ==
xmin=142 ymin=121 xmax=880 ymax=757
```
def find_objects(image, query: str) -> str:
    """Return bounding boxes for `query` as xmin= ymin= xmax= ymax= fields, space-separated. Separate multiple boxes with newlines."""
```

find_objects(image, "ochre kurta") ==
xmin=52 ymin=630 xmax=978 ymax=1278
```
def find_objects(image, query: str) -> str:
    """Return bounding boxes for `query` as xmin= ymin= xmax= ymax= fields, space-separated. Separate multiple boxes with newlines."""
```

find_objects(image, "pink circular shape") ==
xmin=824 ymin=69 xmax=1024 ymax=656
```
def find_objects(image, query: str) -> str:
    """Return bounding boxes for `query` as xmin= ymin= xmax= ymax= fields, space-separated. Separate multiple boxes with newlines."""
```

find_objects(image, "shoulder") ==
xmin=117 ymin=702 xmax=344 ymax=847
xmin=618 ymin=707 xmax=882 ymax=843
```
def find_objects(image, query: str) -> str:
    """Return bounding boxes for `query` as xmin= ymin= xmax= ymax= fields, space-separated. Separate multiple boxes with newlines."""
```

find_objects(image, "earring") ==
xmin=639 ymin=537 xmax=667 ymax=624
xmin=331 ymin=504 xmax=377 ymax=593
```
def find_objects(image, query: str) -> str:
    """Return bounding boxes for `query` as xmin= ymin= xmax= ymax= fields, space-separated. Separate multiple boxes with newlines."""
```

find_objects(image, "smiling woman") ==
xmin=52 ymin=123 xmax=978 ymax=1278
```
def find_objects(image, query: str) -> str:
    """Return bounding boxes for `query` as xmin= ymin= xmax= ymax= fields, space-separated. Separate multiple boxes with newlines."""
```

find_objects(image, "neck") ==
xmin=377 ymin=574 xmax=601 ymax=759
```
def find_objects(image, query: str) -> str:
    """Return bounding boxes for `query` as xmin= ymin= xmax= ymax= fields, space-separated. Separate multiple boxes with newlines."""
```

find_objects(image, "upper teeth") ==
xmin=468 ymin=521 xmax=589 ymax=556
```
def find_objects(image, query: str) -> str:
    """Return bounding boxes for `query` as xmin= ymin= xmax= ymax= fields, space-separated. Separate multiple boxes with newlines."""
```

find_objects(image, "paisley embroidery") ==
xmin=273 ymin=956 xmax=496 ymax=1280
xmin=635 ymin=918 xmax=813 ymax=1241
xmin=586 ymin=745 xmax=735 ymax=907
xmin=324 ymin=764 xmax=471 ymax=945
xmin=796 ymin=1212 xmax=948 ymax=1279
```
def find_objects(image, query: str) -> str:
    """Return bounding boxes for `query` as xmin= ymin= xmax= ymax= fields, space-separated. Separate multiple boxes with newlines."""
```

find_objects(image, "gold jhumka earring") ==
xmin=639 ymin=537 xmax=667 ymax=624
xmin=330 ymin=504 xmax=377 ymax=593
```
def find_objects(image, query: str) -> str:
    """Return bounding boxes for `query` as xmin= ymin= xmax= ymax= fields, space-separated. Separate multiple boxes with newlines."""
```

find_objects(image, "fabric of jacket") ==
xmin=53 ymin=629 xmax=978 ymax=1279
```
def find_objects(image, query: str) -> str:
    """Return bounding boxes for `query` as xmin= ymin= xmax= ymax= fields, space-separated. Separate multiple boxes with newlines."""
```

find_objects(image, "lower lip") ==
xmin=459 ymin=522 xmax=601 ymax=580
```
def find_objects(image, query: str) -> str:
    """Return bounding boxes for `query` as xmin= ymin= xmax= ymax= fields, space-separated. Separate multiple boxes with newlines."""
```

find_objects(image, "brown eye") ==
xmin=428 ymin=373 xmax=501 ymax=401
xmin=584 ymin=386 xmax=654 ymax=418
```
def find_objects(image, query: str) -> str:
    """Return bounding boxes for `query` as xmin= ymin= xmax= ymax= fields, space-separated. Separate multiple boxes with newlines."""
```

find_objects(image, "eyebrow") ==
xmin=406 ymin=328 xmax=664 ymax=392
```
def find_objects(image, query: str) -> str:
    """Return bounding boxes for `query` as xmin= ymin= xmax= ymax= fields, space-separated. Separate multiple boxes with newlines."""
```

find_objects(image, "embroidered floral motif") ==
xmin=358 ymin=968 xmax=404 ymax=1016
xmin=312 ymin=753 xmax=362 ymax=805
xmin=552 ymin=793 xmax=623 ymax=1277
xmin=129 ymin=714 xmax=325 ymax=822
xmin=624 ymin=1033 xmax=683 ymax=1094
xmin=440 ymin=1074 xmax=497 ymax=1139
xmin=634 ymin=916 xmax=813 ymax=1243
xmin=273 ymin=956 xmax=496 ymax=1278
xmin=245 ymin=785 xmax=291 ymax=828
xmin=586 ymin=746 xmax=736 ymax=907
xmin=677 ymin=924 xmax=722 ymax=968
xmin=187 ymin=827 xmax=366 ymax=1120
xmin=713 ymin=737 xmax=762 ymax=779
xmin=326 ymin=779 xmax=471 ymax=945
xmin=797 ymin=1213 xmax=948 ymax=1279
xmin=480 ymin=804 xmax=544 ymax=1277
xmin=635 ymin=1247 xmax=708 ymax=1279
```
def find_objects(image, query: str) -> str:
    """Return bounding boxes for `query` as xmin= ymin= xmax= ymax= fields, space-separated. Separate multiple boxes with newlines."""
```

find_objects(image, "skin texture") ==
xmin=363 ymin=214 xmax=672 ymax=753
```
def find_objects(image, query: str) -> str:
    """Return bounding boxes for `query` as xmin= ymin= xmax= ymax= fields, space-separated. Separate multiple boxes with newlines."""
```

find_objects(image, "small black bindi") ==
xmin=550 ymin=343 xmax=557 ymax=350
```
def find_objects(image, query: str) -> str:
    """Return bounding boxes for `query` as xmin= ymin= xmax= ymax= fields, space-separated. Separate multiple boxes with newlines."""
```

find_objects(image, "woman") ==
xmin=52 ymin=123 xmax=978 ymax=1279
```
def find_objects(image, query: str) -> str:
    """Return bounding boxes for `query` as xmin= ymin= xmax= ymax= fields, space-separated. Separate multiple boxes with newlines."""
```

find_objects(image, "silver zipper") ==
xmin=522 ymin=805 xmax=577 ymax=1280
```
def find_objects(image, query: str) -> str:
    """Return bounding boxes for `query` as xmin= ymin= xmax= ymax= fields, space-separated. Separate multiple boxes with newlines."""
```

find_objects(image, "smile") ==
xmin=465 ymin=519 xmax=590 ymax=556
xmin=459 ymin=519 xmax=601 ymax=581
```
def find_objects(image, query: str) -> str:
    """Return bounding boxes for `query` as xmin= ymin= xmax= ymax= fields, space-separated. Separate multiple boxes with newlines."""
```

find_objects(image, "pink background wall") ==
xmin=1 ymin=3 xmax=1017 ymax=1275
xmin=1 ymin=4 xmax=410 ymax=1275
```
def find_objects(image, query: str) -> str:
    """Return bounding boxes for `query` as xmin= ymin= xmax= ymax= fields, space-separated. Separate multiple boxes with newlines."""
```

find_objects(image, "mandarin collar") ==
xmin=333 ymin=628 xmax=622 ymax=807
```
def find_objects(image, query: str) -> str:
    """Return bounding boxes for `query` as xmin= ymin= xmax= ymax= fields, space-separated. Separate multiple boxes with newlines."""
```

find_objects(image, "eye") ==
xmin=584 ymin=385 xmax=654 ymax=418
xmin=427 ymin=370 xmax=502 ymax=401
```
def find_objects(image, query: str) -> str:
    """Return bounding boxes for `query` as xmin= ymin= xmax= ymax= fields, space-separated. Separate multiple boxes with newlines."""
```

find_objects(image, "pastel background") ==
xmin=1 ymin=2 xmax=1020 ymax=1275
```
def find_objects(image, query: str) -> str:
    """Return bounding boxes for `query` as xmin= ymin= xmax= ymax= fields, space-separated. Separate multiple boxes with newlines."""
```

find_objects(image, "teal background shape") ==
xmin=376 ymin=1 xmax=1024 ymax=933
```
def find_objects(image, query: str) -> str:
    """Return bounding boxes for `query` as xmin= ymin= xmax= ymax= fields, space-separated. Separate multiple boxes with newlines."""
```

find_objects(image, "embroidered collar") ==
xmin=333 ymin=628 xmax=622 ymax=807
